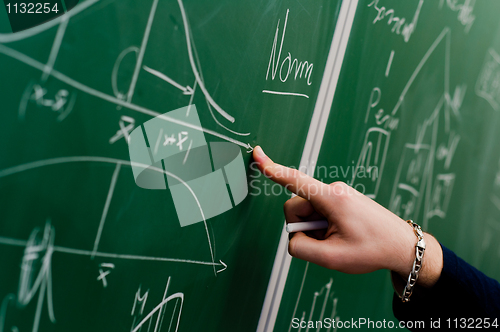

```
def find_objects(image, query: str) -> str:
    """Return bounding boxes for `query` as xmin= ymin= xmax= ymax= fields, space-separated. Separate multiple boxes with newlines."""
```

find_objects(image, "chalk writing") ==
xmin=367 ymin=0 xmax=423 ymax=43
xmin=18 ymin=83 xmax=76 ymax=121
xmin=264 ymin=9 xmax=313 ymax=99
xmin=109 ymin=116 xmax=135 ymax=144
xmin=130 ymin=277 xmax=184 ymax=332
xmin=97 ymin=263 xmax=115 ymax=288
xmin=439 ymin=0 xmax=475 ymax=33
xmin=0 ymin=221 xmax=58 ymax=332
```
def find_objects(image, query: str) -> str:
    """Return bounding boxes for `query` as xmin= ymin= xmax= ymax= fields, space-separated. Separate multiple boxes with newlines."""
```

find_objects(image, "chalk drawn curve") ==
xmin=0 ymin=156 xmax=220 ymax=275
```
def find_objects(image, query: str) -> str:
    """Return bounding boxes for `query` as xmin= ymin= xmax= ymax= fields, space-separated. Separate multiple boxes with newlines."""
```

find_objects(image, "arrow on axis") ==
xmin=217 ymin=260 xmax=227 ymax=273
xmin=143 ymin=65 xmax=194 ymax=95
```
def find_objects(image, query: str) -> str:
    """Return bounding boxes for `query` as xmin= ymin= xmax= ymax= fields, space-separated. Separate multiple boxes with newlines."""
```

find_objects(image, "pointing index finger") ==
xmin=253 ymin=146 xmax=328 ymax=202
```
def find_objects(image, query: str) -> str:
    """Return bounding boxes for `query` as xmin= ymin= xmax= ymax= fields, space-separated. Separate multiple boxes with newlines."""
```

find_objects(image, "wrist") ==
xmin=391 ymin=220 xmax=418 ymax=277
xmin=415 ymin=232 xmax=443 ymax=287
xmin=393 ymin=231 xmax=443 ymax=288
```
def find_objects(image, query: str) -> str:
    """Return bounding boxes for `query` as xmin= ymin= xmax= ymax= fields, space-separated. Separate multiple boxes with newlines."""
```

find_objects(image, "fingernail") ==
xmin=254 ymin=146 xmax=268 ymax=160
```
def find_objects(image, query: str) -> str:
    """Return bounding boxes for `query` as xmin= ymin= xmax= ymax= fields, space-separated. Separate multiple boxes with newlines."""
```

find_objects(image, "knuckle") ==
xmin=330 ymin=180 xmax=347 ymax=189
xmin=329 ymin=181 xmax=351 ymax=200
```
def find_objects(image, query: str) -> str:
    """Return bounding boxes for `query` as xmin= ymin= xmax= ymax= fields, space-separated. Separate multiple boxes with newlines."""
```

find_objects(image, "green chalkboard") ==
xmin=275 ymin=0 xmax=500 ymax=331
xmin=0 ymin=1 xmax=341 ymax=331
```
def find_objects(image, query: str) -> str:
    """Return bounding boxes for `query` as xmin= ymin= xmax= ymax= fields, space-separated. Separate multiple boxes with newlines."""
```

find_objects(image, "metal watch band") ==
xmin=401 ymin=220 xmax=426 ymax=302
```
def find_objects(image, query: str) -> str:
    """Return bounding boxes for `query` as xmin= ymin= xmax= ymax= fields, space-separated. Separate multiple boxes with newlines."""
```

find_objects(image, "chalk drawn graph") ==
xmin=287 ymin=263 xmax=339 ymax=332
xmin=0 ymin=156 xmax=228 ymax=330
xmin=0 ymin=156 xmax=228 ymax=269
xmin=350 ymin=27 xmax=463 ymax=229
xmin=130 ymin=277 xmax=184 ymax=332
xmin=0 ymin=167 xmax=220 ymax=332
xmin=0 ymin=0 xmax=253 ymax=281
xmin=0 ymin=225 xmax=187 ymax=332
xmin=0 ymin=0 xmax=253 ymax=150
xmin=0 ymin=1 xmax=268 ymax=330
xmin=0 ymin=0 xmax=262 ymax=291
xmin=387 ymin=28 xmax=463 ymax=229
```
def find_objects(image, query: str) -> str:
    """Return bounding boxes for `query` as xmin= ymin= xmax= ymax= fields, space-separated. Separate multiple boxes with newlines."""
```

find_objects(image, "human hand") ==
xmin=252 ymin=146 xmax=442 ymax=286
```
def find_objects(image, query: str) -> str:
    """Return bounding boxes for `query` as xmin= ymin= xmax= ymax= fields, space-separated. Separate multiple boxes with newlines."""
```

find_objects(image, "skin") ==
xmin=252 ymin=146 xmax=443 ymax=289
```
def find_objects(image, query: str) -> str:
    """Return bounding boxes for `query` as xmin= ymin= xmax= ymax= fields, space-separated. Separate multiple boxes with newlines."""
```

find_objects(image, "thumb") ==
xmin=253 ymin=146 xmax=329 ymax=202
